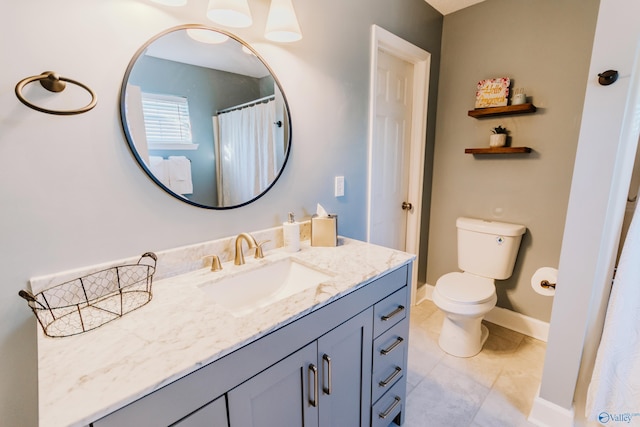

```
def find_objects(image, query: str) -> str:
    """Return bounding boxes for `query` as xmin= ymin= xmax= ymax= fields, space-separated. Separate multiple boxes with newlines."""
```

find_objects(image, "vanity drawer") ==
xmin=373 ymin=320 xmax=407 ymax=380
xmin=373 ymin=286 xmax=408 ymax=338
xmin=372 ymin=324 xmax=406 ymax=403
xmin=371 ymin=378 xmax=405 ymax=427
xmin=91 ymin=368 xmax=222 ymax=427
xmin=173 ymin=395 xmax=227 ymax=426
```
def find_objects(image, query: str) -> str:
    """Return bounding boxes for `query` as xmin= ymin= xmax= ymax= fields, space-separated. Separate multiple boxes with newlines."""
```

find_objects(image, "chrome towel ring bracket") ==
xmin=15 ymin=71 xmax=97 ymax=115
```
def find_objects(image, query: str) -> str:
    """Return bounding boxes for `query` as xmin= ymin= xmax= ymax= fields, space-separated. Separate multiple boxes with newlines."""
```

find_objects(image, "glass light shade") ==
xmin=186 ymin=28 xmax=229 ymax=44
xmin=149 ymin=0 xmax=187 ymax=5
xmin=265 ymin=0 xmax=302 ymax=42
xmin=206 ymin=0 xmax=253 ymax=28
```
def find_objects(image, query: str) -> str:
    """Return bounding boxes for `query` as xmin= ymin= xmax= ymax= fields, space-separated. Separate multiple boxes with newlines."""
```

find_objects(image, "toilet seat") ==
xmin=435 ymin=272 xmax=495 ymax=304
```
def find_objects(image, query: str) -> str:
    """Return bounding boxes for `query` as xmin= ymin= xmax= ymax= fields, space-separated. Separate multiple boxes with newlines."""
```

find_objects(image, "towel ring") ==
xmin=15 ymin=71 xmax=97 ymax=115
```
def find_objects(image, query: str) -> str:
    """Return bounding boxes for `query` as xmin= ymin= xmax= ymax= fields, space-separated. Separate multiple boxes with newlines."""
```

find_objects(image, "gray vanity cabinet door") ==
xmin=227 ymin=342 xmax=319 ymax=427
xmin=318 ymin=308 xmax=373 ymax=427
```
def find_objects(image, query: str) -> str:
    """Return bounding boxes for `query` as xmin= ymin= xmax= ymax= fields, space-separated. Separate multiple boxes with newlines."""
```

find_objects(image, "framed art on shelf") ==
xmin=475 ymin=77 xmax=510 ymax=108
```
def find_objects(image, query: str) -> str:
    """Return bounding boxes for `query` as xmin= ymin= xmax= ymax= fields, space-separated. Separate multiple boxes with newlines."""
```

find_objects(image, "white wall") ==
xmin=0 ymin=1 xmax=442 ymax=425
xmin=535 ymin=0 xmax=640 ymax=424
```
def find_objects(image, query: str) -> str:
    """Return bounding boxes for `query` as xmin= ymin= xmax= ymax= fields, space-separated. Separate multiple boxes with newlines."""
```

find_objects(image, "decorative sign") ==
xmin=475 ymin=77 xmax=510 ymax=108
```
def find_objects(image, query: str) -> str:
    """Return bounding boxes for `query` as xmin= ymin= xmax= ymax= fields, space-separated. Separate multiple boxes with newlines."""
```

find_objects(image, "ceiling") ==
xmin=425 ymin=0 xmax=486 ymax=15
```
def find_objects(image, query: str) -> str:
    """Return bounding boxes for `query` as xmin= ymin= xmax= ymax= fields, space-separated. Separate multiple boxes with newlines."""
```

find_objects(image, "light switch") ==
xmin=334 ymin=176 xmax=345 ymax=197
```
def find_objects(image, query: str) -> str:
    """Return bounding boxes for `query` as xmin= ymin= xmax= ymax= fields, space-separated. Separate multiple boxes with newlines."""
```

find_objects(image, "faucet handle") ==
xmin=255 ymin=240 xmax=270 ymax=259
xmin=204 ymin=255 xmax=223 ymax=271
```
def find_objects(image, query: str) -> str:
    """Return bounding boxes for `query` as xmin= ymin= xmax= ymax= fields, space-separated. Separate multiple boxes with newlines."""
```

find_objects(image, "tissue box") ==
xmin=311 ymin=214 xmax=338 ymax=247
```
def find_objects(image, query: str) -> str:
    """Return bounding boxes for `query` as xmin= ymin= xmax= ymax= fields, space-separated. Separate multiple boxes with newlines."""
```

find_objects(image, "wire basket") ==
xmin=19 ymin=252 xmax=157 ymax=338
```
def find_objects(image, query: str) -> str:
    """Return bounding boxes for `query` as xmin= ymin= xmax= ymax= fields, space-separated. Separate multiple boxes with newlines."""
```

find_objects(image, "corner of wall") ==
xmin=529 ymin=389 xmax=575 ymax=427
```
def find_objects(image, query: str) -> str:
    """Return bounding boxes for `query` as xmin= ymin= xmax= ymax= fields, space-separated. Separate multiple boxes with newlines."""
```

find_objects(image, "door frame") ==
xmin=366 ymin=25 xmax=431 ymax=305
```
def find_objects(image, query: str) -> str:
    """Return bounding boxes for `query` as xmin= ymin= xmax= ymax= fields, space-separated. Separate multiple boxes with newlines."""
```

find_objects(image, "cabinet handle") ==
xmin=379 ymin=366 xmax=402 ymax=388
xmin=381 ymin=305 xmax=405 ymax=321
xmin=322 ymin=354 xmax=332 ymax=395
xmin=379 ymin=396 xmax=401 ymax=419
xmin=308 ymin=364 xmax=318 ymax=407
xmin=380 ymin=337 xmax=404 ymax=355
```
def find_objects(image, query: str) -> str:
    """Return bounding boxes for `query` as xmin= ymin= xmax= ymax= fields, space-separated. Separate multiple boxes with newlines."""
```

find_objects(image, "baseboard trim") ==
xmin=415 ymin=280 xmax=429 ymax=303
xmin=529 ymin=390 xmax=575 ymax=427
xmin=485 ymin=305 xmax=549 ymax=342
xmin=417 ymin=283 xmax=549 ymax=342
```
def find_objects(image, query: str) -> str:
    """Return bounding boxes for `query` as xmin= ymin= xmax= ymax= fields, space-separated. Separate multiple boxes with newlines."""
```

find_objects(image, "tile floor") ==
xmin=404 ymin=299 xmax=547 ymax=427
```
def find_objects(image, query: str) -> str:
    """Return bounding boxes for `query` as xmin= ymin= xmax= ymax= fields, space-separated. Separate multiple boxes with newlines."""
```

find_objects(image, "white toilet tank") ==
xmin=456 ymin=217 xmax=526 ymax=280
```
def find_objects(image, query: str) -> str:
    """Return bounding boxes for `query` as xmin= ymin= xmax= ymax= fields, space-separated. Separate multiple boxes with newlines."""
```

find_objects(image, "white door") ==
xmin=369 ymin=50 xmax=414 ymax=250
xmin=367 ymin=26 xmax=430 ymax=305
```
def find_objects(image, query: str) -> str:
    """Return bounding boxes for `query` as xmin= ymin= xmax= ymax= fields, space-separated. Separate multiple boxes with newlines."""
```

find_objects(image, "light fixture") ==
xmin=186 ymin=28 xmax=229 ymax=44
xmin=206 ymin=0 xmax=253 ymax=28
xmin=149 ymin=0 xmax=187 ymax=6
xmin=265 ymin=0 xmax=302 ymax=42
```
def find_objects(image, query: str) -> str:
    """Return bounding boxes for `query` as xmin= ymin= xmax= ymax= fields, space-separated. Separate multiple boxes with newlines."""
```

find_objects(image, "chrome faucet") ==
xmin=234 ymin=233 xmax=266 ymax=265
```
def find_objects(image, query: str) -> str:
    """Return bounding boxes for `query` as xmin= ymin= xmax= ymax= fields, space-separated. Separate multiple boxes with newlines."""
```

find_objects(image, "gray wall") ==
xmin=426 ymin=0 xmax=599 ymax=322
xmin=0 ymin=0 xmax=441 ymax=425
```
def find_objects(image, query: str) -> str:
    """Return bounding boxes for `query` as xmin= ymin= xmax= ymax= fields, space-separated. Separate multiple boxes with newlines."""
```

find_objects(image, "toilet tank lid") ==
xmin=457 ymin=217 xmax=526 ymax=236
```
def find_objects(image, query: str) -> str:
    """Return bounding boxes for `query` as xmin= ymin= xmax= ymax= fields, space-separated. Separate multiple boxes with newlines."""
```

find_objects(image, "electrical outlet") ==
xmin=334 ymin=176 xmax=345 ymax=197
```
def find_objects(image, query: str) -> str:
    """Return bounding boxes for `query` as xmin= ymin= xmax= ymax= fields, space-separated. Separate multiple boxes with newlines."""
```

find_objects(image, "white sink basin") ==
xmin=197 ymin=258 xmax=333 ymax=316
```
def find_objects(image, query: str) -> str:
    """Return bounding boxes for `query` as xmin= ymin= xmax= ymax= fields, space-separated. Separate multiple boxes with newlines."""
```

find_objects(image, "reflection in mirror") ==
xmin=120 ymin=25 xmax=291 ymax=209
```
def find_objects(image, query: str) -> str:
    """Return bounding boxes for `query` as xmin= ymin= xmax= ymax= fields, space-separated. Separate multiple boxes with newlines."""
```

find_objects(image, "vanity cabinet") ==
xmin=229 ymin=342 xmax=318 ymax=427
xmin=371 ymin=288 xmax=409 ymax=427
xmin=317 ymin=309 xmax=373 ymax=427
xmin=228 ymin=308 xmax=373 ymax=427
xmin=172 ymin=395 xmax=228 ymax=427
xmin=91 ymin=264 xmax=411 ymax=427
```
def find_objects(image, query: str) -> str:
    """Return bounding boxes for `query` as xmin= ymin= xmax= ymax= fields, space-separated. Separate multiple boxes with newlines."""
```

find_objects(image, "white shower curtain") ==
xmin=216 ymin=100 xmax=277 ymax=206
xmin=586 ymin=200 xmax=640 ymax=422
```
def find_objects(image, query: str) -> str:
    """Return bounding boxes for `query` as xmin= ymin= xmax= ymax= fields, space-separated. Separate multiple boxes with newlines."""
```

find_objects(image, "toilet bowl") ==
xmin=433 ymin=272 xmax=497 ymax=357
xmin=432 ymin=217 xmax=526 ymax=358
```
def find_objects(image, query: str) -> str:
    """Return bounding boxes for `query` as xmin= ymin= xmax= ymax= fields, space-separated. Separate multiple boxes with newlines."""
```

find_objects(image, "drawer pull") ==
xmin=322 ymin=354 xmax=332 ymax=395
xmin=380 ymin=337 xmax=404 ymax=355
xmin=379 ymin=396 xmax=401 ymax=419
xmin=308 ymin=364 xmax=318 ymax=407
xmin=381 ymin=305 xmax=405 ymax=321
xmin=379 ymin=366 xmax=402 ymax=388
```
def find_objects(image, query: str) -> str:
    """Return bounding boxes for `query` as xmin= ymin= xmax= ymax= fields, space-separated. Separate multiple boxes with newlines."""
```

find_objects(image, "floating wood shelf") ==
xmin=468 ymin=103 xmax=537 ymax=118
xmin=465 ymin=146 xmax=532 ymax=154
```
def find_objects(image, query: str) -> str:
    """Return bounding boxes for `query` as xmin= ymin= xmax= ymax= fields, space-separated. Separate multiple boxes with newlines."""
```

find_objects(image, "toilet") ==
xmin=433 ymin=217 xmax=526 ymax=357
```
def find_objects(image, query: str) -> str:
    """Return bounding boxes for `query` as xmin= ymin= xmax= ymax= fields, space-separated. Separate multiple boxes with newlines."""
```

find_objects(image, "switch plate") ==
xmin=334 ymin=176 xmax=345 ymax=197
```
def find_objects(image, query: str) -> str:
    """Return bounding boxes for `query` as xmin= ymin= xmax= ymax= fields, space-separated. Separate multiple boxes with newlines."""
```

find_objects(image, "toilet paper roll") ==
xmin=531 ymin=267 xmax=558 ymax=296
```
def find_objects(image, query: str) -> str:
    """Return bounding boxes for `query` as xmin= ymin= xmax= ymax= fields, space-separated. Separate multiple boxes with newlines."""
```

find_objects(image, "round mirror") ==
xmin=120 ymin=25 xmax=291 ymax=209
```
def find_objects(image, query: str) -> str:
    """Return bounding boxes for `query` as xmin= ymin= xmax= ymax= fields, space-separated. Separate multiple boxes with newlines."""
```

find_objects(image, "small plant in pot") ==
xmin=489 ymin=125 xmax=508 ymax=148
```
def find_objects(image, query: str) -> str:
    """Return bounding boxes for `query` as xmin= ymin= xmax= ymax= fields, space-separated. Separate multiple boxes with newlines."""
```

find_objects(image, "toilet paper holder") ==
xmin=540 ymin=280 xmax=556 ymax=290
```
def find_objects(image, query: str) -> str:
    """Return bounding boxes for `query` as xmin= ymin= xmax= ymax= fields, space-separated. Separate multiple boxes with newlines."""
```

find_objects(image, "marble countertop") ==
xmin=36 ymin=236 xmax=414 ymax=427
